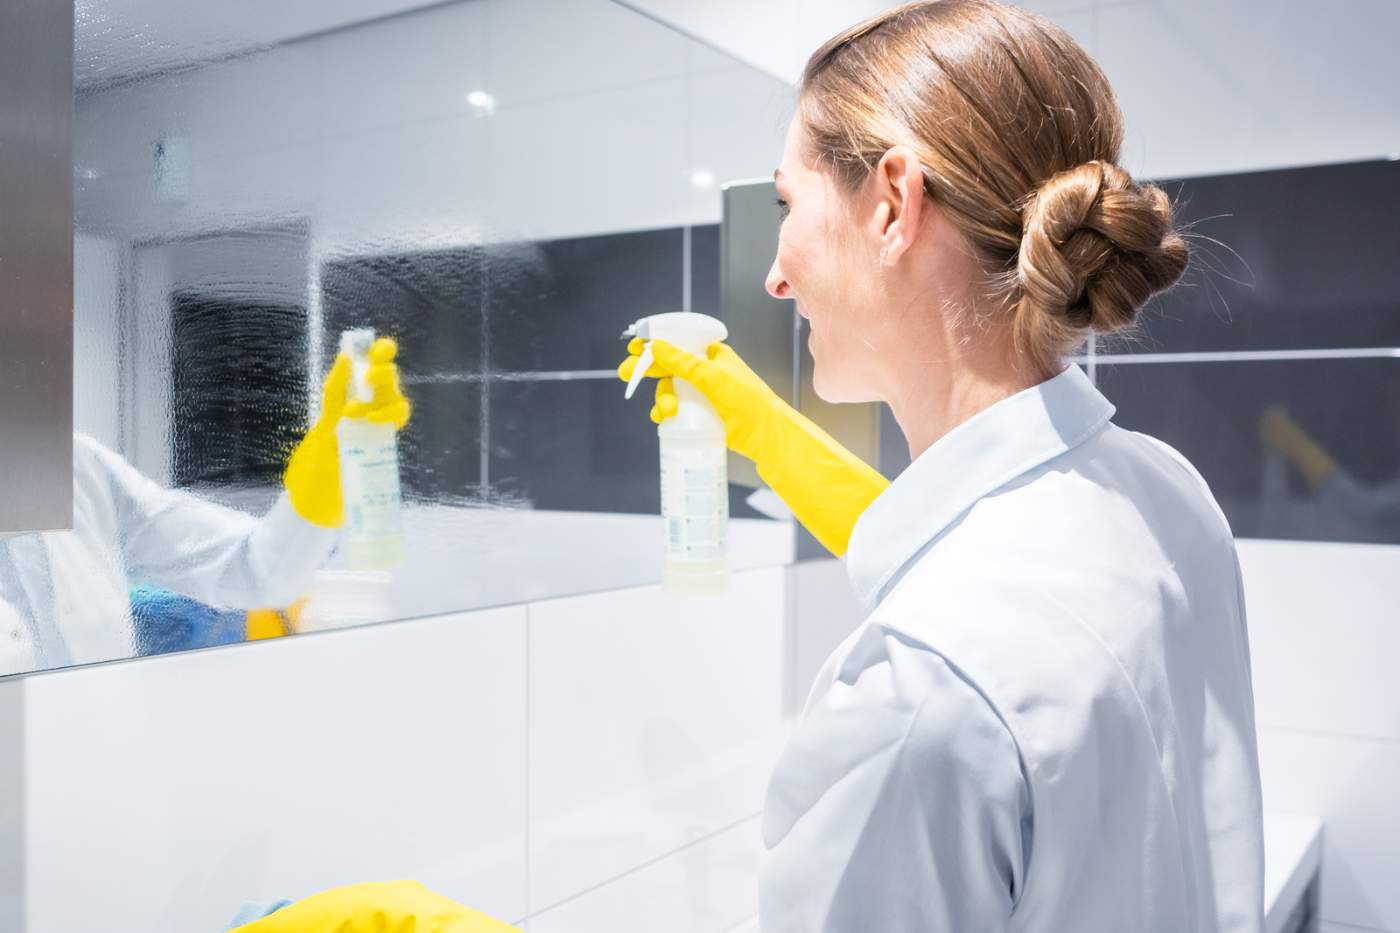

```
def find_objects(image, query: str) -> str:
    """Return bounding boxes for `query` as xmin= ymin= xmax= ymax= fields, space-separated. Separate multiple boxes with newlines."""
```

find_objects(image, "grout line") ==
xmin=404 ymin=370 xmax=617 ymax=384
xmin=1259 ymin=722 xmax=1400 ymax=751
xmin=524 ymin=602 xmax=532 ymax=919
xmin=1312 ymin=921 xmax=1395 ymax=933
xmin=1070 ymin=347 xmax=1400 ymax=365
xmin=479 ymin=250 xmax=493 ymax=489
xmin=719 ymin=918 xmax=761 ymax=933
xmin=522 ymin=811 xmax=762 ymax=921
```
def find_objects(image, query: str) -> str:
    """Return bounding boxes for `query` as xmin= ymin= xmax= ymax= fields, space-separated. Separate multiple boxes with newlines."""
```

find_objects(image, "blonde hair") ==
xmin=800 ymin=0 xmax=1188 ymax=374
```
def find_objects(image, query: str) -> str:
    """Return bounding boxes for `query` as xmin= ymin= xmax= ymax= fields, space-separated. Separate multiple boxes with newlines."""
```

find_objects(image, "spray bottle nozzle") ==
xmin=339 ymin=328 xmax=376 ymax=404
xmin=624 ymin=341 xmax=654 ymax=400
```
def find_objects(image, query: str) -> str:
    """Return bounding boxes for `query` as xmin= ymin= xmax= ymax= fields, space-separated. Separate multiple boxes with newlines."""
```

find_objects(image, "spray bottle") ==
xmin=623 ymin=312 xmax=730 ymax=595
xmin=336 ymin=328 xmax=405 ymax=571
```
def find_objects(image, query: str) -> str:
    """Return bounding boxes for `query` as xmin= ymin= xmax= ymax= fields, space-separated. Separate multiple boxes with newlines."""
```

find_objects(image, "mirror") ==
xmin=4 ymin=0 xmax=800 ymax=676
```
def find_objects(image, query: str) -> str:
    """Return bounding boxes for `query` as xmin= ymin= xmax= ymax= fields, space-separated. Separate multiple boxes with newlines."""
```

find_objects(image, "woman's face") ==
xmin=766 ymin=119 xmax=887 ymax=404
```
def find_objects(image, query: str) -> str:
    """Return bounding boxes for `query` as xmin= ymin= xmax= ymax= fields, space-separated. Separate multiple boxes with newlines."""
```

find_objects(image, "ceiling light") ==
xmin=466 ymin=90 xmax=496 ymax=115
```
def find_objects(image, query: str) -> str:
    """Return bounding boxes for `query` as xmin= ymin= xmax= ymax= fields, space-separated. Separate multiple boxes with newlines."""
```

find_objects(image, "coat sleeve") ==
xmin=79 ymin=435 xmax=339 ymax=609
xmin=760 ymin=623 xmax=1031 ymax=933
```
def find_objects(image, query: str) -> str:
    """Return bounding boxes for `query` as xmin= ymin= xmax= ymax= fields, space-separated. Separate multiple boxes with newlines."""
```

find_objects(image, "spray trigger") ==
xmin=624 ymin=341 xmax=654 ymax=400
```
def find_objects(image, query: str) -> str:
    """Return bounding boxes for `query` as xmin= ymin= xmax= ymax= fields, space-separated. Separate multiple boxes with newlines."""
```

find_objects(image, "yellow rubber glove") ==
xmin=618 ymin=337 xmax=889 ymax=557
xmin=284 ymin=337 xmax=412 ymax=528
xmin=1260 ymin=405 xmax=1338 ymax=490
xmin=231 ymin=880 xmax=521 ymax=933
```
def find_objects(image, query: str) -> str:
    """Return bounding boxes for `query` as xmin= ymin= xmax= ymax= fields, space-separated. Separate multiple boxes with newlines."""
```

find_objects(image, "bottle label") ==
xmin=659 ymin=442 xmax=729 ymax=562
xmin=340 ymin=430 xmax=404 ymax=543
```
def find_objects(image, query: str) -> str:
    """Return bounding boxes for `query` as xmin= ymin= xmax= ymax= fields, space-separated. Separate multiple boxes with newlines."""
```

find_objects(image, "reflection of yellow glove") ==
xmin=1260 ymin=405 xmax=1338 ymax=490
xmin=231 ymin=880 xmax=521 ymax=933
xmin=618 ymin=338 xmax=888 ymax=557
xmin=284 ymin=338 xmax=412 ymax=528
xmin=245 ymin=597 xmax=306 ymax=641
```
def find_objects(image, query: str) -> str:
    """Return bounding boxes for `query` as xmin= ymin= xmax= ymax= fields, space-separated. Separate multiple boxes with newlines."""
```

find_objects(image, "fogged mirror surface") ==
xmin=13 ymin=0 xmax=798 ymax=676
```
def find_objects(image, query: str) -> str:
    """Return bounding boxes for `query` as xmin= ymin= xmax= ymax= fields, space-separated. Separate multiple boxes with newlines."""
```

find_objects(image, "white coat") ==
xmin=760 ymin=365 xmax=1265 ymax=932
xmin=0 ymin=434 xmax=338 ymax=675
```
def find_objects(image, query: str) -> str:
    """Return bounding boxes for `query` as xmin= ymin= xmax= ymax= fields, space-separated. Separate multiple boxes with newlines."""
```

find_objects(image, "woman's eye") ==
xmin=775 ymin=198 xmax=791 ymax=221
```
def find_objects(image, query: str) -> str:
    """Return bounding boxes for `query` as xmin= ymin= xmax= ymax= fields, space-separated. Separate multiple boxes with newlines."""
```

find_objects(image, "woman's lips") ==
xmin=796 ymin=303 xmax=810 ymax=319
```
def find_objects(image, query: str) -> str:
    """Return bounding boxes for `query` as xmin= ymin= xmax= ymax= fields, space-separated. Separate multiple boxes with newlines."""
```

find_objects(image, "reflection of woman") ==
xmin=245 ymin=2 xmax=1264 ymax=930
xmin=0 ymin=339 xmax=408 ymax=676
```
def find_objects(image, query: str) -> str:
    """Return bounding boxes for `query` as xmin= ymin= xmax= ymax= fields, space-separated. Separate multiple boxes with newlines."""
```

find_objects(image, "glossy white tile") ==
xmin=686 ymin=66 xmax=794 ymax=222
xmin=486 ymin=0 xmax=694 ymax=109
xmin=1097 ymin=0 xmax=1400 ymax=178
xmin=528 ymin=817 xmax=763 ymax=933
xmin=1258 ymin=727 xmax=1400 ymax=932
xmin=483 ymin=77 xmax=693 ymax=243
xmin=1239 ymin=539 xmax=1400 ymax=743
xmin=20 ymin=607 xmax=529 ymax=933
xmin=527 ymin=568 xmax=786 ymax=913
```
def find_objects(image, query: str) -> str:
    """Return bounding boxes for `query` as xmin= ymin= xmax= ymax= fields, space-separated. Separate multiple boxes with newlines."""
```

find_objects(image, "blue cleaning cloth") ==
xmin=130 ymin=584 xmax=246 ymax=655
xmin=225 ymin=899 xmax=293 ymax=930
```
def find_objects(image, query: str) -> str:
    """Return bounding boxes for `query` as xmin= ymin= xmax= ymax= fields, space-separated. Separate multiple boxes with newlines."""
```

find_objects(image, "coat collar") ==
xmin=845 ymin=365 xmax=1116 ymax=610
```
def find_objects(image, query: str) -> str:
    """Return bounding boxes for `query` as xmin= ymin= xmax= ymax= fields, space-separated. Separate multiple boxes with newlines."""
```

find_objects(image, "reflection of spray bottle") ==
xmin=336 ymin=328 xmax=405 ymax=571
xmin=624 ymin=313 xmax=730 ymax=596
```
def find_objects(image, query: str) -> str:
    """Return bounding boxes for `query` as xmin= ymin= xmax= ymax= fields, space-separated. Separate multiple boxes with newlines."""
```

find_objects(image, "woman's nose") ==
xmin=765 ymin=256 xmax=790 ymax=300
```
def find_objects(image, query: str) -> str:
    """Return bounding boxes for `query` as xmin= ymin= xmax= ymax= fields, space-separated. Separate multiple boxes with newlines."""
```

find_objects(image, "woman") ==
xmin=243 ymin=1 xmax=1263 ymax=930
xmin=635 ymin=1 xmax=1264 ymax=930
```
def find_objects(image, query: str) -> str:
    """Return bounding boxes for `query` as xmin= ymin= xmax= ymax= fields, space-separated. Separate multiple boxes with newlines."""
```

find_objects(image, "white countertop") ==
xmin=1264 ymin=809 xmax=1324 ymax=933
xmin=728 ymin=809 xmax=1323 ymax=933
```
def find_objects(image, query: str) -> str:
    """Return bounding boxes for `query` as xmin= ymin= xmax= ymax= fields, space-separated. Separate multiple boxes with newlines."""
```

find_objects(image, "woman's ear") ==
xmin=872 ymin=145 xmax=925 ymax=266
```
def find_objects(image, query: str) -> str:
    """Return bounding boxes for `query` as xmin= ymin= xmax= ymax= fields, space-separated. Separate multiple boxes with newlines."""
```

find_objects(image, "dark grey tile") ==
xmin=488 ymin=377 xmax=770 ymax=519
xmin=397 ymin=379 xmax=483 ymax=501
xmin=489 ymin=228 xmax=684 ymax=374
xmin=489 ymin=378 xmax=659 ymax=513
xmin=320 ymin=249 xmax=486 ymax=379
xmin=170 ymin=292 xmax=308 ymax=487
xmin=1110 ymin=159 xmax=1400 ymax=354
xmin=690 ymin=223 xmax=721 ymax=317
xmin=1096 ymin=359 xmax=1400 ymax=544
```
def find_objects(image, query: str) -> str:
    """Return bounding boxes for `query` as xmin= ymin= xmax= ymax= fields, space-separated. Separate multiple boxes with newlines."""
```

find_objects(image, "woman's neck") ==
xmin=881 ymin=325 xmax=1045 ymax=462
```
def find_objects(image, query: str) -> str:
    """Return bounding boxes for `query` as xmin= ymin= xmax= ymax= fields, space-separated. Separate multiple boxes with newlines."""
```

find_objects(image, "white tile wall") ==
xmin=5 ymin=538 xmax=1386 ymax=931
xmin=687 ymin=65 xmax=796 ymax=195
xmin=486 ymin=0 xmax=695 ymax=110
xmin=18 ymin=606 xmax=530 ymax=933
xmin=0 ymin=679 xmax=22 ymax=933
xmin=1240 ymin=539 xmax=1400 ymax=932
xmin=527 ymin=568 xmax=785 ymax=914
xmin=1258 ymin=727 xmax=1400 ymax=933
xmin=632 ymin=0 xmax=1400 ymax=178
xmin=0 ymin=564 xmax=791 ymax=932
xmin=616 ymin=0 xmax=802 ymax=85
xmin=526 ymin=817 xmax=763 ymax=933
xmin=1240 ymin=540 xmax=1400 ymax=743
xmin=74 ymin=0 xmax=792 ymax=249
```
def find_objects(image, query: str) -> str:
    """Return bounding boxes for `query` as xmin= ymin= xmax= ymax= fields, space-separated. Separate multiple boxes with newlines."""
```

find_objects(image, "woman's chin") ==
xmin=811 ymin=365 xmax=873 ymax=404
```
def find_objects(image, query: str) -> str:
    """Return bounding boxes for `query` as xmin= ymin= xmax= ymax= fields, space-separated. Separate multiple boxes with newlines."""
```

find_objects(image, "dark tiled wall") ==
xmin=1107 ymin=159 xmax=1400 ymax=353
xmin=170 ymin=291 xmax=308 ymax=487
xmin=320 ymin=224 xmax=750 ymax=516
xmin=1095 ymin=158 xmax=1400 ymax=545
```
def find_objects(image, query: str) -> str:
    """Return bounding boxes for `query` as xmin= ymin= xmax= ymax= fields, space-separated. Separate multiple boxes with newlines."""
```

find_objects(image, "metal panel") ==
xmin=720 ymin=178 xmax=881 ymax=492
xmin=0 ymin=0 xmax=74 ymax=531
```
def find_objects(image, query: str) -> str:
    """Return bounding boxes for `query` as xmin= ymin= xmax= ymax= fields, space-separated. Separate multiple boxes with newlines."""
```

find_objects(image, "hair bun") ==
xmin=1015 ymin=160 xmax=1189 ymax=335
